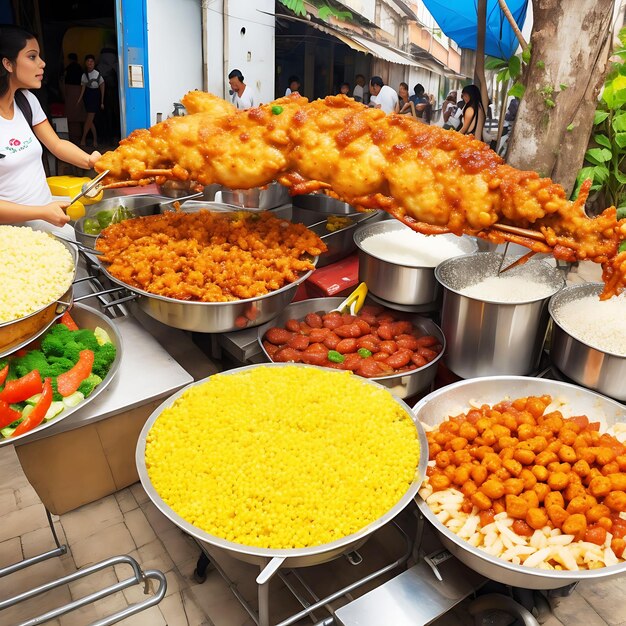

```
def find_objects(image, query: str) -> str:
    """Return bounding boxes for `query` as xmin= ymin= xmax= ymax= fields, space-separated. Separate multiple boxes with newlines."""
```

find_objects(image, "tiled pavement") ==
xmin=1 ymin=444 xmax=624 ymax=626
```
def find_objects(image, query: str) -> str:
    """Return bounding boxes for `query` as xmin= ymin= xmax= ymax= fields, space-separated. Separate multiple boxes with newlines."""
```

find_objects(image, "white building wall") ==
xmin=146 ymin=0 xmax=203 ymax=124
xmin=339 ymin=0 xmax=377 ymax=23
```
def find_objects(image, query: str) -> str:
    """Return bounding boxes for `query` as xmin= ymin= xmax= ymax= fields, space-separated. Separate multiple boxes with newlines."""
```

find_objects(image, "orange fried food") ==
xmin=95 ymin=211 xmax=325 ymax=302
xmin=96 ymin=92 xmax=626 ymax=298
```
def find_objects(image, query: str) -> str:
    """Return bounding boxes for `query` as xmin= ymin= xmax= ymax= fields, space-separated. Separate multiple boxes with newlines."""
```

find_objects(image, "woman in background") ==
xmin=77 ymin=54 xmax=104 ymax=148
xmin=458 ymin=84 xmax=486 ymax=136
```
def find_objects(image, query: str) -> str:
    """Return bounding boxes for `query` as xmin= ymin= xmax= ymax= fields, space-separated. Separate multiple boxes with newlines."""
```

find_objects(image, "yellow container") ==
xmin=46 ymin=175 xmax=103 ymax=205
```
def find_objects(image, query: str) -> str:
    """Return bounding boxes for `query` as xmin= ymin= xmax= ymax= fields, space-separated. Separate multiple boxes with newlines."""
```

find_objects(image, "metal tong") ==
xmin=330 ymin=282 xmax=368 ymax=315
xmin=68 ymin=169 xmax=110 ymax=205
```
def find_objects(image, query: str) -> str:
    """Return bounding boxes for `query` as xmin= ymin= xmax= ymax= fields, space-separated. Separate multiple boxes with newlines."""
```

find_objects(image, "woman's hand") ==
xmin=38 ymin=202 xmax=71 ymax=227
xmin=88 ymin=151 xmax=102 ymax=169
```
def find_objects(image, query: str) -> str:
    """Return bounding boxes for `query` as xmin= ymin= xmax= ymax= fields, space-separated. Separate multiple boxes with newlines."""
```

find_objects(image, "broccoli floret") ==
xmin=70 ymin=329 xmax=100 ymax=352
xmin=41 ymin=325 xmax=72 ymax=356
xmin=45 ymin=356 xmax=76 ymax=377
xmin=62 ymin=340 xmax=83 ymax=364
xmin=92 ymin=343 xmax=116 ymax=378
xmin=13 ymin=350 xmax=50 ymax=378
xmin=50 ymin=378 xmax=62 ymax=402
xmin=77 ymin=373 xmax=103 ymax=397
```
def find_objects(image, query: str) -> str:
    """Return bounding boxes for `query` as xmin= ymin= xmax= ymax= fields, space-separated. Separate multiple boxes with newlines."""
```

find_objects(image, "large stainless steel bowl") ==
xmin=413 ymin=376 xmax=626 ymax=589
xmin=216 ymin=182 xmax=290 ymax=210
xmin=354 ymin=221 xmax=477 ymax=306
xmin=435 ymin=252 xmax=565 ymax=377
xmin=136 ymin=363 xmax=429 ymax=569
xmin=0 ymin=234 xmax=78 ymax=358
xmin=256 ymin=297 xmax=445 ymax=399
xmin=549 ymin=283 xmax=626 ymax=401
xmin=1 ymin=303 xmax=122 ymax=447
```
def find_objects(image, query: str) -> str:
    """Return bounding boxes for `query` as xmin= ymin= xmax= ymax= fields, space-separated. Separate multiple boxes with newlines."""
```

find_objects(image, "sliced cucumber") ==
xmin=21 ymin=404 xmax=34 ymax=419
xmin=25 ymin=393 xmax=41 ymax=406
xmin=1 ymin=426 xmax=16 ymax=438
xmin=44 ymin=401 xmax=65 ymax=422
xmin=94 ymin=326 xmax=113 ymax=346
xmin=62 ymin=391 xmax=84 ymax=408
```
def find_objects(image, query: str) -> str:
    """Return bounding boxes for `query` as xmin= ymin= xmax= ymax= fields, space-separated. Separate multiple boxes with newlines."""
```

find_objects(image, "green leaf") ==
xmin=485 ymin=56 xmax=508 ymax=70
xmin=559 ymin=83 xmax=568 ymax=90
xmin=592 ymin=165 xmax=610 ymax=183
xmin=566 ymin=123 xmax=574 ymax=131
xmin=507 ymin=82 xmax=526 ymax=98
xmin=522 ymin=45 xmax=531 ymax=64
xmin=615 ymin=132 xmax=626 ymax=148
xmin=508 ymin=55 xmax=521 ymax=79
xmin=544 ymin=98 xmax=556 ymax=108
xmin=585 ymin=148 xmax=612 ymax=164
xmin=536 ymin=60 xmax=545 ymax=69
xmin=593 ymin=134 xmax=611 ymax=149
xmin=614 ymin=170 xmax=626 ymax=184
xmin=613 ymin=88 xmax=626 ymax=109
xmin=613 ymin=112 xmax=626 ymax=132
xmin=576 ymin=166 xmax=596 ymax=184
xmin=594 ymin=110 xmax=609 ymax=125
xmin=590 ymin=184 xmax=603 ymax=192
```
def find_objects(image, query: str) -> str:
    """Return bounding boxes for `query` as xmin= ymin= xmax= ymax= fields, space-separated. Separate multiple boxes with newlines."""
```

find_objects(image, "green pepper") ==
xmin=619 ymin=240 xmax=626 ymax=254
xmin=83 ymin=218 xmax=101 ymax=235
xmin=327 ymin=350 xmax=345 ymax=363
xmin=271 ymin=105 xmax=284 ymax=115
xmin=357 ymin=348 xmax=372 ymax=358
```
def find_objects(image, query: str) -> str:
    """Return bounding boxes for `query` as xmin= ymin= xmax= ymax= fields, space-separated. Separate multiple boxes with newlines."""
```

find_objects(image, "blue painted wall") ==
xmin=116 ymin=0 xmax=150 ymax=135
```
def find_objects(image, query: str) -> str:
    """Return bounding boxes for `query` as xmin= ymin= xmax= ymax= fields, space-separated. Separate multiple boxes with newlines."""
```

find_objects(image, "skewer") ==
xmin=492 ymin=223 xmax=547 ymax=242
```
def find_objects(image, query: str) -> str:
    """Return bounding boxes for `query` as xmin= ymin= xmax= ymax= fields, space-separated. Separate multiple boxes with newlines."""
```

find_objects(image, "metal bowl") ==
xmin=354 ymin=221 xmax=478 ymax=306
xmin=292 ymin=192 xmax=358 ymax=215
xmin=435 ymin=252 xmax=565 ymax=378
xmin=549 ymin=283 xmax=626 ymax=401
xmin=413 ymin=376 xmax=626 ymax=589
xmin=136 ymin=362 xmax=428 ymax=568
xmin=216 ymin=182 xmax=290 ymax=210
xmin=74 ymin=195 xmax=167 ymax=248
xmin=2 ymin=303 xmax=122 ymax=447
xmin=256 ymin=297 xmax=445 ymax=399
xmin=0 ymin=235 xmax=78 ymax=358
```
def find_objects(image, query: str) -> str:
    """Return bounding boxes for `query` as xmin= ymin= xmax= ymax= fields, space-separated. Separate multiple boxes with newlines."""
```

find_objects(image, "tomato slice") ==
xmin=0 ymin=370 xmax=43 ymax=403
xmin=56 ymin=350 xmax=94 ymax=397
xmin=12 ymin=378 xmax=52 ymax=437
xmin=60 ymin=310 xmax=79 ymax=331
xmin=0 ymin=364 xmax=8 ymax=387
xmin=0 ymin=400 xmax=21 ymax=429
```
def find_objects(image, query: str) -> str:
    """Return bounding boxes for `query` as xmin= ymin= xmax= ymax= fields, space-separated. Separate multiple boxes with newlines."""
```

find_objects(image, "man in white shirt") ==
xmin=369 ymin=76 xmax=397 ymax=114
xmin=352 ymin=74 xmax=365 ymax=102
xmin=228 ymin=69 xmax=255 ymax=110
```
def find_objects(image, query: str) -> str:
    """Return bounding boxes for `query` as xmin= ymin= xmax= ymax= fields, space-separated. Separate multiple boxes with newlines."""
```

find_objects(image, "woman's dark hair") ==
xmin=399 ymin=82 xmax=408 ymax=91
xmin=0 ymin=24 xmax=37 ymax=97
xmin=85 ymin=54 xmax=95 ymax=61
xmin=413 ymin=83 xmax=425 ymax=96
xmin=461 ymin=84 xmax=486 ymax=134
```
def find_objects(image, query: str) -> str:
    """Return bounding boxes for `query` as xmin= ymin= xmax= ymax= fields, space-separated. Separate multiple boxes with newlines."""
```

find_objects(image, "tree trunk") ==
xmin=507 ymin=0 xmax=613 ymax=196
xmin=473 ymin=0 xmax=488 ymax=142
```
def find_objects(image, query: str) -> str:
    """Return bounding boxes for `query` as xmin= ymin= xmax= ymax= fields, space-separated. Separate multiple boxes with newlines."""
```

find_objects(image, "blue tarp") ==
xmin=422 ymin=0 xmax=529 ymax=60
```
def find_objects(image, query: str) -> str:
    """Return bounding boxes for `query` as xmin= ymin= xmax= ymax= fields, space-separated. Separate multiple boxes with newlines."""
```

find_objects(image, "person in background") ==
xmin=62 ymin=52 xmax=83 ymax=144
xmin=458 ymin=84 xmax=486 ymax=136
xmin=428 ymin=93 xmax=436 ymax=109
xmin=441 ymin=90 xmax=458 ymax=126
xmin=338 ymin=82 xmax=350 ymax=96
xmin=409 ymin=83 xmax=430 ymax=122
xmin=505 ymin=96 xmax=519 ymax=125
xmin=395 ymin=82 xmax=413 ymax=115
xmin=77 ymin=54 xmax=104 ymax=148
xmin=368 ymin=76 xmax=397 ymax=114
xmin=0 ymin=25 xmax=100 ymax=227
xmin=352 ymin=74 xmax=365 ymax=103
xmin=228 ymin=69 xmax=254 ymax=110
xmin=285 ymin=75 xmax=300 ymax=96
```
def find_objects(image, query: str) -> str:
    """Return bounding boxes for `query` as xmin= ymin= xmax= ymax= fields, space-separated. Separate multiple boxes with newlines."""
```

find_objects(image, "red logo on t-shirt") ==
xmin=8 ymin=138 xmax=20 ymax=146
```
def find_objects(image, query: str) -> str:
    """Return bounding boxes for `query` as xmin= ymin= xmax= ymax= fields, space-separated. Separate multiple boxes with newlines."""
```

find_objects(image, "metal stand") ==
xmin=0 ymin=508 xmax=167 ymax=625
xmin=192 ymin=521 xmax=413 ymax=626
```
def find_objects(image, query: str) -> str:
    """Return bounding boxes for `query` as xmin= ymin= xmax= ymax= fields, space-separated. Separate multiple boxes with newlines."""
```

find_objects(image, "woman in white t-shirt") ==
xmin=0 ymin=25 xmax=99 ymax=227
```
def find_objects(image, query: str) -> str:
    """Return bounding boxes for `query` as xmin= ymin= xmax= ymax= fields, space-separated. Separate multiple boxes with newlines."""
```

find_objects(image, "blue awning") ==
xmin=421 ymin=0 xmax=529 ymax=60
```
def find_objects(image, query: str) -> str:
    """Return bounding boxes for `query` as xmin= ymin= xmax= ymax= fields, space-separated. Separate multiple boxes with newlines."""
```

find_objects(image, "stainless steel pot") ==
xmin=292 ymin=192 xmax=358 ymax=215
xmin=435 ymin=252 xmax=564 ymax=378
xmin=135 ymin=362 xmax=428 ymax=570
xmin=413 ymin=376 xmax=626 ymax=589
xmin=1 ymin=302 xmax=122 ymax=447
xmin=216 ymin=182 xmax=290 ymax=210
xmin=0 ymin=235 xmax=78 ymax=358
xmin=74 ymin=195 xmax=168 ymax=248
xmin=354 ymin=221 xmax=477 ymax=306
xmin=256 ymin=297 xmax=445 ymax=399
xmin=549 ymin=283 xmax=626 ymax=401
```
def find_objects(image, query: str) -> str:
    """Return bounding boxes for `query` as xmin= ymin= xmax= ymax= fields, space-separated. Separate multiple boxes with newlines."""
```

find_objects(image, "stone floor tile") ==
xmin=58 ymin=604 xmax=100 ymax=626
xmin=14 ymin=484 xmax=41 ymax=508
xmin=181 ymin=588 xmax=215 ymax=626
xmin=115 ymin=488 xmax=139 ymax=513
xmin=124 ymin=507 xmax=157 ymax=548
xmin=0 ymin=536 xmax=22 ymax=568
xmin=21 ymin=525 xmax=67 ymax=560
xmin=0 ymin=487 xmax=17 ymax=513
xmin=160 ymin=527 xmax=199 ymax=565
xmin=142 ymin=499 xmax=177 ymax=535
xmin=114 ymin=604 xmax=167 ymax=625
xmin=120 ymin=566 xmax=181 ymax=604
xmin=550 ymin=591 xmax=609 ymax=626
xmin=60 ymin=494 xmax=124 ymax=545
xmin=160 ymin=591 xmax=215 ymax=626
xmin=0 ymin=503 xmax=50 ymax=543
xmin=89 ymin=589 xmax=129 ymax=622
xmin=187 ymin=573 xmax=255 ymax=626
xmin=129 ymin=481 xmax=151 ymax=506
xmin=136 ymin=538 xmax=175 ymax=573
xmin=69 ymin=522 xmax=136 ymax=569
xmin=66 ymin=563 xmax=118 ymax=602
xmin=577 ymin=576 xmax=626 ymax=625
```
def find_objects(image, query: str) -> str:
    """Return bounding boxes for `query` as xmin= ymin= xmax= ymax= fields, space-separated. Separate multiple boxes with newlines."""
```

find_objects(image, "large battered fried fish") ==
xmin=96 ymin=92 xmax=626 ymax=298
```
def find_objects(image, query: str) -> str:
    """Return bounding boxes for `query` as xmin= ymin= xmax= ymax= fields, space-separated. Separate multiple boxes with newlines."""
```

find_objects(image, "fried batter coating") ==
xmin=96 ymin=92 xmax=626 ymax=298
xmin=96 ymin=211 xmax=325 ymax=302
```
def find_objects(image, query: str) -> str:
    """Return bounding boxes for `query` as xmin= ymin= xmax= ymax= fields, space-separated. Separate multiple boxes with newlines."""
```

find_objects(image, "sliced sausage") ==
xmin=378 ymin=340 xmax=398 ymax=354
xmin=357 ymin=334 xmax=380 ymax=353
xmin=323 ymin=332 xmax=341 ymax=350
xmin=265 ymin=327 xmax=293 ymax=345
xmin=356 ymin=318 xmax=371 ymax=335
xmin=336 ymin=338 xmax=358 ymax=354
xmin=396 ymin=334 xmax=420 ymax=350
xmin=262 ymin=341 xmax=279 ymax=358
xmin=309 ymin=328 xmax=331 ymax=342
xmin=418 ymin=347 xmax=439 ymax=361
xmin=357 ymin=357 xmax=384 ymax=378
xmin=342 ymin=353 xmax=362 ymax=371
xmin=304 ymin=313 xmax=323 ymax=329
xmin=416 ymin=335 xmax=439 ymax=347
xmin=390 ymin=321 xmax=413 ymax=337
xmin=411 ymin=353 xmax=427 ymax=368
xmin=274 ymin=347 xmax=301 ymax=362
xmin=385 ymin=349 xmax=413 ymax=369
xmin=285 ymin=319 xmax=301 ymax=332
xmin=377 ymin=323 xmax=394 ymax=340
xmin=335 ymin=323 xmax=362 ymax=338
xmin=322 ymin=313 xmax=343 ymax=329
xmin=288 ymin=334 xmax=310 ymax=351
